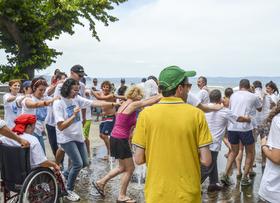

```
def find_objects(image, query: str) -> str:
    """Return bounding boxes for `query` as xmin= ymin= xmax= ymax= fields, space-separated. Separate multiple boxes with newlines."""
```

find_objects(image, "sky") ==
xmin=1 ymin=0 xmax=280 ymax=78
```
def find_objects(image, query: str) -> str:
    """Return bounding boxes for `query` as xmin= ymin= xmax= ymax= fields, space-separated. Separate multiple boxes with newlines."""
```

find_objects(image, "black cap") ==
xmin=121 ymin=78 xmax=125 ymax=83
xmin=71 ymin=64 xmax=87 ymax=77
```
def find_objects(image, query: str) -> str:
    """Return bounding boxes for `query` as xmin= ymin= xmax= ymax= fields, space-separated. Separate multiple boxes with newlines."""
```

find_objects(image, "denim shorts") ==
xmin=228 ymin=130 xmax=255 ymax=145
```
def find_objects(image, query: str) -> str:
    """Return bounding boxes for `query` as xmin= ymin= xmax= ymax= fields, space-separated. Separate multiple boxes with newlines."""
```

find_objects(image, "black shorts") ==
xmin=110 ymin=136 xmax=132 ymax=159
xmin=228 ymin=130 xmax=255 ymax=145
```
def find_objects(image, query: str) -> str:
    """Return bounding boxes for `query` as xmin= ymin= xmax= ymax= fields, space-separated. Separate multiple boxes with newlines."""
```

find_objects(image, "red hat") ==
xmin=12 ymin=114 xmax=37 ymax=135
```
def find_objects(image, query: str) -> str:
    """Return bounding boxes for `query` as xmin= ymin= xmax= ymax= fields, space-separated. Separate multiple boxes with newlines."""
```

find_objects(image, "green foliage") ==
xmin=0 ymin=0 xmax=126 ymax=82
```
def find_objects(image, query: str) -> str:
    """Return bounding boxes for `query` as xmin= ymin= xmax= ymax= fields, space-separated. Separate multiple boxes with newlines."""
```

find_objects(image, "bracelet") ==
xmin=261 ymin=145 xmax=269 ymax=150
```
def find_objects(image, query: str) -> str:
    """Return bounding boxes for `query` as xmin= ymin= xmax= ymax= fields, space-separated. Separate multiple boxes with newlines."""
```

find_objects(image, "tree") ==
xmin=0 ymin=0 xmax=126 ymax=82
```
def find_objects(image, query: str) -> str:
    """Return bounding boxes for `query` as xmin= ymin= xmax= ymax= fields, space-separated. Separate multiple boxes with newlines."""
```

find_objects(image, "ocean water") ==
xmin=84 ymin=76 xmax=280 ymax=93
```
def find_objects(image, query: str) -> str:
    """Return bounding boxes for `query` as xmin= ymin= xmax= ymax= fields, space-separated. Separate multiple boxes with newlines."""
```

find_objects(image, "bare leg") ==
xmin=97 ymin=159 xmax=125 ymax=190
xmin=118 ymin=158 xmax=135 ymax=200
xmin=243 ymin=144 xmax=255 ymax=178
xmin=225 ymin=144 xmax=239 ymax=176
xmin=236 ymin=143 xmax=244 ymax=176
xmin=100 ymin=134 xmax=110 ymax=159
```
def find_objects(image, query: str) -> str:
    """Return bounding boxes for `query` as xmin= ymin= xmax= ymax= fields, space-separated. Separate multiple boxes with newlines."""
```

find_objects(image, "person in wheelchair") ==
xmin=0 ymin=114 xmax=59 ymax=170
xmin=0 ymin=119 xmax=30 ymax=148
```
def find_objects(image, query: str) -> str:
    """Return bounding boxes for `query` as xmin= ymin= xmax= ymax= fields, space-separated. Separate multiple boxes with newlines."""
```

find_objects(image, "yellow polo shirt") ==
xmin=132 ymin=97 xmax=212 ymax=203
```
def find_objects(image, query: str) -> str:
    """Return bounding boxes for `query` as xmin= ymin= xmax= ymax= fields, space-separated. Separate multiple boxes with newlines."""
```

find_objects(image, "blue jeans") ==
xmin=61 ymin=141 xmax=89 ymax=191
xmin=33 ymin=132 xmax=46 ymax=154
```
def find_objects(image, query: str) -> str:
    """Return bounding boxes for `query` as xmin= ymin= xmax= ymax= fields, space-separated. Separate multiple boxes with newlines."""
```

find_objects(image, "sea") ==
xmin=81 ymin=76 xmax=280 ymax=94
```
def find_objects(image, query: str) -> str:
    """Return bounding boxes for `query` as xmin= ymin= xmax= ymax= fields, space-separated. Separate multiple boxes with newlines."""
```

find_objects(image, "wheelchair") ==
xmin=0 ymin=144 xmax=67 ymax=203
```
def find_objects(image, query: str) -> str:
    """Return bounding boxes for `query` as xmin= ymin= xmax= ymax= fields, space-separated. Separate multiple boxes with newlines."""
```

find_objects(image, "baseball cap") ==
xmin=159 ymin=65 xmax=196 ymax=92
xmin=71 ymin=64 xmax=87 ymax=77
xmin=121 ymin=78 xmax=125 ymax=83
xmin=22 ymin=80 xmax=31 ymax=88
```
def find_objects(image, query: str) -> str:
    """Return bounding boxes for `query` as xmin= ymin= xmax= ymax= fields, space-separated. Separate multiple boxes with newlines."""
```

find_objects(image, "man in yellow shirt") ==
xmin=132 ymin=65 xmax=212 ymax=203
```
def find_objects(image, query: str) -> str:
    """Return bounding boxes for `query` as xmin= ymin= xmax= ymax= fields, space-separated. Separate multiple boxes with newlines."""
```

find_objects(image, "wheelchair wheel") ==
xmin=19 ymin=168 xmax=58 ymax=203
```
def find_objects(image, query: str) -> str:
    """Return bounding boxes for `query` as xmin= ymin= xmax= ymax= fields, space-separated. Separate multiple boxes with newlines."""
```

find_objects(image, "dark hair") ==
xmin=160 ymin=77 xmax=187 ymax=97
xmin=266 ymin=81 xmax=279 ymax=94
xmin=198 ymin=76 xmax=207 ymax=85
xmin=147 ymin=75 xmax=158 ymax=84
xmin=209 ymin=89 xmax=222 ymax=103
xmin=117 ymin=86 xmax=128 ymax=96
xmin=101 ymin=81 xmax=112 ymax=90
xmin=253 ymin=80 xmax=262 ymax=89
xmin=224 ymin=87 xmax=233 ymax=98
xmin=57 ymin=71 xmax=67 ymax=79
xmin=267 ymin=100 xmax=280 ymax=123
xmin=61 ymin=78 xmax=80 ymax=98
xmin=141 ymin=78 xmax=147 ymax=83
xmin=239 ymin=79 xmax=250 ymax=89
xmin=31 ymin=77 xmax=48 ymax=92
xmin=54 ymin=69 xmax=60 ymax=75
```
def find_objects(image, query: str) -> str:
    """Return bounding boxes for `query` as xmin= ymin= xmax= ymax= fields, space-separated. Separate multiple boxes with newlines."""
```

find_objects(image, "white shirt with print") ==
xmin=22 ymin=96 xmax=48 ymax=136
xmin=259 ymin=114 xmax=280 ymax=202
xmin=228 ymin=90 xmax=262 ymax=132
xmin=0 ymin=133 xmax=47 ymax=169
xmin=3 ymin=93 xmax=21 ymax=128
xmin=53 ymin=95 xmax=93 ymax=144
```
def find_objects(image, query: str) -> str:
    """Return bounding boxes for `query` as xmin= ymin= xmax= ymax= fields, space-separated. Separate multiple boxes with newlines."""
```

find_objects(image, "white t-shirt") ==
xmin=3 ymin=93 xmax=21 ymax=128
xmin=206 ymin=105 xmax=238 ymax=151
xmin=197 ymin=88 xmax=210 ymax=104
xmin=187 ymin=92 xmax=201 ymax=107
xmin=22 ymin=96 xmax=48 ymax=136
xmin=228 ymin=90 xmax=262 ymax=132
xmin=143 ymin=79 xmax=158 ymax=99
xmin=259 ymin=114 xmax=280 ymax=202
xmin=0 ymin=133 xmax=47 ymax=168
xmin=53 ymin=95 xmax=93 ymax=144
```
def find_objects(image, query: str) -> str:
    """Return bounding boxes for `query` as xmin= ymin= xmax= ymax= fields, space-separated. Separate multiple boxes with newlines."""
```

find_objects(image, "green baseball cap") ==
xmin=159 ymin=65 xmax=196 ymax=92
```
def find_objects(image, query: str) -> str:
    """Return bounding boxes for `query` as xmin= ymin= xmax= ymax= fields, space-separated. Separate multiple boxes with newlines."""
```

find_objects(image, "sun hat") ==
xmin=159 ymin=65 xmax=196 ymax=92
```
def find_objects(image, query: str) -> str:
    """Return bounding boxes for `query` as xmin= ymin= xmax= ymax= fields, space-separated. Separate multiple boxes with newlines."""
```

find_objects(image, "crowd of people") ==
xmin=0 ymin=64 xmax=280 ymax=202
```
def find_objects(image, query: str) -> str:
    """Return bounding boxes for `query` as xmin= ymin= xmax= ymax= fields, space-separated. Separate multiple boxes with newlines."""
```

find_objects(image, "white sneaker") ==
xmin=66 ymin=190 xmax=80 ymax=202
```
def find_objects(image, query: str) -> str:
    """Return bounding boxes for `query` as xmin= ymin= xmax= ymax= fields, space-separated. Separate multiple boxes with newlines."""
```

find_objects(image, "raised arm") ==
xmin=92 ymin=100 xmax=118 ymax=108
xmin=237 ymin=116 xmax=251 ymax=123
xmin=24 ymin=96 xmax=59 ymax=108
xmin=91 ymin=91 xmax=115 ymax=100
xmin=128 ymin=94 xmax=162 ymax=113
xmin=56 ymin=106 xmax=81 ymax=131
xmin=197 ymin=103 xmax=223 ymax=113
xmin=5 ymin=95 xmax=17 ymax=103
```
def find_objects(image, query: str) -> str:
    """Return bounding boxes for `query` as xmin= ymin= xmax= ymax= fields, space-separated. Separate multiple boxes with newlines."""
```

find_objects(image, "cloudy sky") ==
xmin=1 ymin=0 xmax=280 ymax=77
